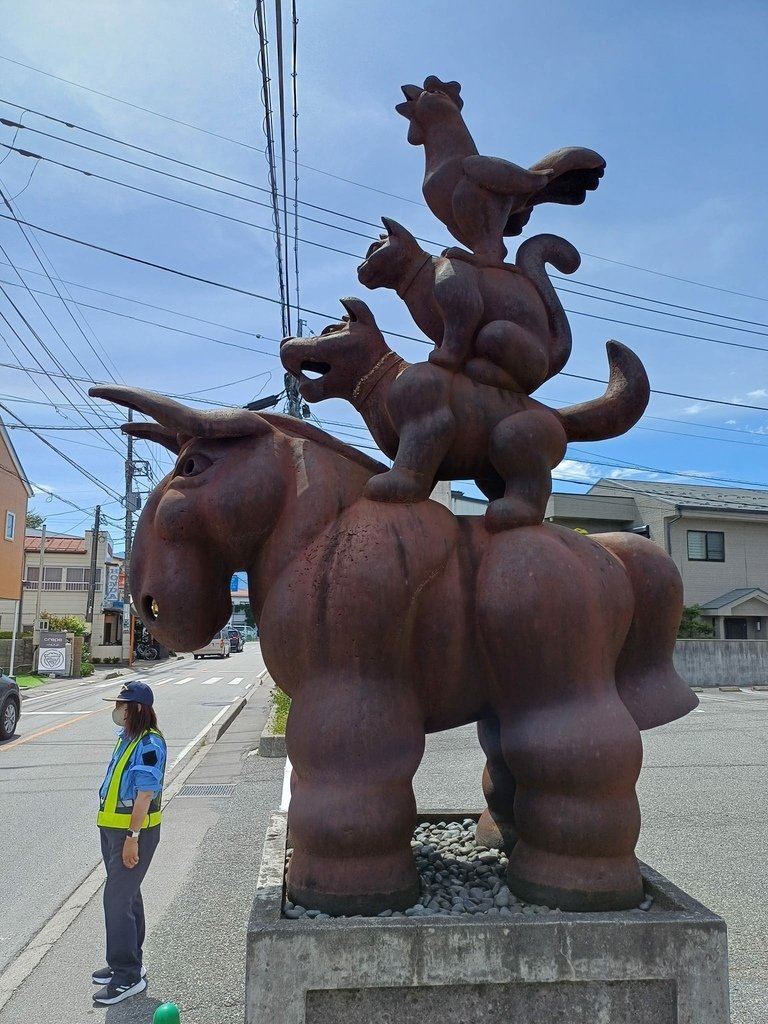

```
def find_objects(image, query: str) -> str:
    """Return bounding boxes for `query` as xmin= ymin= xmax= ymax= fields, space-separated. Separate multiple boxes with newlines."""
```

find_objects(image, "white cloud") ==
xmin=725 ymin=419 xmax=737 ymax=425
xmin=607 ymin=468 xmax=662 ymax=480
xmin=554 ymin=460 xmax=601 ymax=484
xmin=683 ymin=404 xmax=704 ymax=415
xmin=747 ymin=389 xmax=768 ymax=399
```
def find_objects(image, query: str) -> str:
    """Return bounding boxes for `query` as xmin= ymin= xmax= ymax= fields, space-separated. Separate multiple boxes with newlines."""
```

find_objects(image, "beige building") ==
xmin=0 ymin=417 xmax=32 ymax=621
xmin=0 ymin=528 xmax=124 ymax=659
xmin=546 ymin=479 xmax=768 ymax=639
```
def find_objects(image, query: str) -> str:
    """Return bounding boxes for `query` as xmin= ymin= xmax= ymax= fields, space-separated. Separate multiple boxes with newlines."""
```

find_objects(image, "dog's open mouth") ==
xmin=300 ymin=360 xmax=331 ymax=382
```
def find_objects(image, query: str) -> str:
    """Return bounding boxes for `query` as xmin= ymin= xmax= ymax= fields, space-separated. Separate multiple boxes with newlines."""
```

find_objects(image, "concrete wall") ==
xmin=0 ymin=637 xmax=33 ymax=675
xmin=674 ymin=639 xmax=768 ymax=686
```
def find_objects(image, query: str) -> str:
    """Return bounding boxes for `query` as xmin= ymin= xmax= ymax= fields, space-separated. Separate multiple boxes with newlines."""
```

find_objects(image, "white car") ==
xmin=192 ymin=630 xmax=230 ymax=660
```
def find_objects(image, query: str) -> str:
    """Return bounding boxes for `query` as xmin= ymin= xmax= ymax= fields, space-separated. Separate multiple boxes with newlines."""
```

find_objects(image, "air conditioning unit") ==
xmin=39 ymin=619 xmax=49 ymax=632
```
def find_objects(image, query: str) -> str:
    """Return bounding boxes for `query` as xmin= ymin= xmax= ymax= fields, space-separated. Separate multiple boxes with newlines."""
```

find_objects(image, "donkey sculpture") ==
xmin=91 ymin=384 xmax=697 ymax=916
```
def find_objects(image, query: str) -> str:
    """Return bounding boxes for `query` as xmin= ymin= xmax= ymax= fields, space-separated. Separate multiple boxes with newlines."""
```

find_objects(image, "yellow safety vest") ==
xmin=97 ymin=728 xmax=164 ymax=830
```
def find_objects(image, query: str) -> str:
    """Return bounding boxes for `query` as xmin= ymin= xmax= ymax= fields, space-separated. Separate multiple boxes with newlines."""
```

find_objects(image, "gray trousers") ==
xmin=99 ymin=826 xmax=161 ymax=986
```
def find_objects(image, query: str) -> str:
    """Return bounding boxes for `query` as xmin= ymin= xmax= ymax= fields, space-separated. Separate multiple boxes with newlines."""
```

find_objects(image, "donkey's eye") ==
xmin=177 ymin=453 xmax=212 ymax=478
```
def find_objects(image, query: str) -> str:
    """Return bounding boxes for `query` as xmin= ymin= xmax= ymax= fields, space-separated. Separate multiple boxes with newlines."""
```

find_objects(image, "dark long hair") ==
xmin=120 ymin=701 xmax=159 ymax=740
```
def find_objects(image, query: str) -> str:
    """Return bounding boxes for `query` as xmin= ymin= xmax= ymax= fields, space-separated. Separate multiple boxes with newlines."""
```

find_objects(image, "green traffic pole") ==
xmin=152 ymin=1004 xmax=181 ymax=1024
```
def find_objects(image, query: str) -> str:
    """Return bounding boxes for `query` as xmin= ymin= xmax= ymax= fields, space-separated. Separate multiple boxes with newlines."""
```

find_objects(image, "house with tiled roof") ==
xmin=545 ymin=479 xmax=768 ymax=639
xmin=0 ymin=527 xmax=123 ymax=660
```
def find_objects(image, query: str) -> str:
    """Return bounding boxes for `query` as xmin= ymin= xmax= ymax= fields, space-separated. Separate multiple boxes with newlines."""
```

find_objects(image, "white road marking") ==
xmin=280 ymin=756 xmax=292 ymax=811
xmin=227 ymin=677 xmax=244 ymax=686
xmin=173 ymin=677 xmax=194 ymax=686
xmin=169 ymin=698 xmax=238 ymax=768
xmin=22 ymin=711 xmax=85 ymax=716
xmin=201 ymin=677 xmax=222 ymax=686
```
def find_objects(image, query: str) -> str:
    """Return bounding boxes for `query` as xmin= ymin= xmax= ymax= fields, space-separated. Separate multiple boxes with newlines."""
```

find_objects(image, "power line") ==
xmin=1 ymin=85 xmax=766 ymax=306
xmin=0 ymin=272 xmax=285 ymax=357
xmin=0 ymin=401 xmax=124 ymax=500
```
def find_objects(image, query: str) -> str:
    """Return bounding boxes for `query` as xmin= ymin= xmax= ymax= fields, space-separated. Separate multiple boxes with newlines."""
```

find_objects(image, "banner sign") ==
xmin=38 ymin=631 xmax=68 ymax=674
xmin=103 ymin=563 xmax=121 ymax=609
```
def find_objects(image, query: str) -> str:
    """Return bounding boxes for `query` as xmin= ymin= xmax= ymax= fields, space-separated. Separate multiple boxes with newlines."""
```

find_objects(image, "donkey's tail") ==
xmin=515 ymin=233 xmax=580 ymax=380
xmin=556 ymin=340 xmax=650 ymax=441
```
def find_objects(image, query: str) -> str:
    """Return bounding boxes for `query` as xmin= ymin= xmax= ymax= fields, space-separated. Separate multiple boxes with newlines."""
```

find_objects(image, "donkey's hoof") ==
xmin=507 ymin=843 xmax=644 ymax=911
xmin=475 ymin=809 xmax=518 ymax=852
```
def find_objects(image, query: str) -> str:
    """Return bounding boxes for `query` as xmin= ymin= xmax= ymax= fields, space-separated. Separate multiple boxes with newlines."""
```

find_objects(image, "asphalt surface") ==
xmin=0 ymin=644 xmax=266 ymax=976
xmin=0 ymin=681 xmax=765 ymax=1022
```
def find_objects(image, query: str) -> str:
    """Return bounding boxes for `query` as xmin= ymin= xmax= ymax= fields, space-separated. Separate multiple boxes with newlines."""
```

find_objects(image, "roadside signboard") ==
xmin=37 ymin=631 xmax=68 ymax=675
xmin=230 ymin=574 xmax=240 ymax=592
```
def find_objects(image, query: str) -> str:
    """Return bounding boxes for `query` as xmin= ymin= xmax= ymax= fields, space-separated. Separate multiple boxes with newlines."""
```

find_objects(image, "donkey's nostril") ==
xmin=143 ymin=595 xmax=159 ymax=622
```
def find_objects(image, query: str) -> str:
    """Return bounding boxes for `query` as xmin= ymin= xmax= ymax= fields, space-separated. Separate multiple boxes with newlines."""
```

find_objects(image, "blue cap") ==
xmin=103 ymin=680 xmax=154 ymax=706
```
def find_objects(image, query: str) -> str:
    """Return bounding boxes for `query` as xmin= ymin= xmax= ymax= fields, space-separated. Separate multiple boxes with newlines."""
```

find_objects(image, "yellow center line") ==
xmin=0 ymin=707 xmax=109 ymax=751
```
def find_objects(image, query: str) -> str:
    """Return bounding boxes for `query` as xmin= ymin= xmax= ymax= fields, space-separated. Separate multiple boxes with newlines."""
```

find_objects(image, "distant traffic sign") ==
xmin=230 ymin=574 xmax=240 ymax=591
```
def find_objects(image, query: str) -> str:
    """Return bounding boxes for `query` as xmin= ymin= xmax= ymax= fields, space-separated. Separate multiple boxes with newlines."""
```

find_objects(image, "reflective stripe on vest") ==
xmin=97 ymin=728 xmax=164 ymax=829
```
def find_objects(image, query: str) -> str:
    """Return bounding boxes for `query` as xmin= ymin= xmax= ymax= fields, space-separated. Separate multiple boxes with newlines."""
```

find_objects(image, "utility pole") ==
xmin=284 ymin=317 xmax=307 ymax=418
xmin=32 ymin=524 xmax=47 ymax=651
xmin=85 ymin=505 xmax=101 ymax=623
xmin=122 ymin=409 xmax=134 ymax=663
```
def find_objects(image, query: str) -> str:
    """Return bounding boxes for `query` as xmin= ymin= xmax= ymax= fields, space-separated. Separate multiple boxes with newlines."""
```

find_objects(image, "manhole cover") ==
xmin=178 ymin=784 xmax=237 ymax=797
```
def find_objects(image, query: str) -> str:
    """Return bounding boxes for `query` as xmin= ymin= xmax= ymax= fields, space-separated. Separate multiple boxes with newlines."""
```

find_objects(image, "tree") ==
xmin=677 ymin=605 xmax=715 ymax=639
xmin=42 ymin=612 xmax=90 ymax=636
xmin=26 ymin=511 xmax=45 ymax=529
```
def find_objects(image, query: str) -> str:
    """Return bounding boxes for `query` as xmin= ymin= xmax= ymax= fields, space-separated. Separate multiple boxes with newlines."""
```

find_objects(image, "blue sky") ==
xmin=1 ymin=0 xmax=767 ymax=544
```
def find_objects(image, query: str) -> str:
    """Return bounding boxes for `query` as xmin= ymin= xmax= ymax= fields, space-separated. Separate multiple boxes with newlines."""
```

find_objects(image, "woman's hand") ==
xmin=123 ymin=837 xmax=140 ymax=868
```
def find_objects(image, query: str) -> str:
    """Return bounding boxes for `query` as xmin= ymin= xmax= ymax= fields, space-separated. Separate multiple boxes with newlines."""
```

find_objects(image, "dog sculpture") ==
xmin=90 ymin=383 xmax=696 ymax=916
xmin=281 ymin=297 xmax=650 ymax=528
xmin=358 ymin=217 xmax=579 ymax=392
xmin=396 ymin=75 xmax=605 ymax=265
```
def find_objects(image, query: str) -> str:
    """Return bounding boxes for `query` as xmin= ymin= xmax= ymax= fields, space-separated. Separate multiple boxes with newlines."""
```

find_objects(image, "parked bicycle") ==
xmin=134 ymin=635 xmax=158 ymax=660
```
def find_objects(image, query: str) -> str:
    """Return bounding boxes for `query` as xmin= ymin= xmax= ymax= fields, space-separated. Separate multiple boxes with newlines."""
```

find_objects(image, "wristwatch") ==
xmin=126 ymin=830 xmax=141 ymax=839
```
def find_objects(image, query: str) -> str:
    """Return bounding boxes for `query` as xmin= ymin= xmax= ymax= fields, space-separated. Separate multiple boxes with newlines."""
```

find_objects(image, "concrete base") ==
xmin=246 ymin=812 xmax=730 ymax=1024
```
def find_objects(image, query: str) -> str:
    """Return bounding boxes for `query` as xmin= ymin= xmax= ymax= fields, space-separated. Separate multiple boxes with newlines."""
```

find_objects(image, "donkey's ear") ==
xmin=339 ymin=297 xmax=376 ymax=326
xmin=122 ymin=423 xmax=184 ymax=454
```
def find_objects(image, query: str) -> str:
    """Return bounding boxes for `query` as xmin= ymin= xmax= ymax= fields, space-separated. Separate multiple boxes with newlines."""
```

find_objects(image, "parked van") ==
xmin=192 ymin=630 xmax=230 ymax=660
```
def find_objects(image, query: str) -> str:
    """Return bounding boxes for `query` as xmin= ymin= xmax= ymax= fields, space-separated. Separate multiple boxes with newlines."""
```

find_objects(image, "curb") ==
xmin=258 ymin=709 xmax=287 ymax=758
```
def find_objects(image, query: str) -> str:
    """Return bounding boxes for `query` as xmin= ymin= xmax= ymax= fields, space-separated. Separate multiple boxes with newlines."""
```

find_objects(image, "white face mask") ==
xmin=112 ymin=705 xmax=128 ymax=727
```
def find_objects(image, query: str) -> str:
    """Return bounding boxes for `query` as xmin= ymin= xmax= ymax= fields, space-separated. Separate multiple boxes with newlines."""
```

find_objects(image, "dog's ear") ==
xmin=339 ymin=297 xmax=377 ymax=327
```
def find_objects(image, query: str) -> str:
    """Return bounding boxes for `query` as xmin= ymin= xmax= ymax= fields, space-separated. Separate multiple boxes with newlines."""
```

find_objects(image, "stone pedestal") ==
xmin=246 ymin=812 xmax=729 ymax=1024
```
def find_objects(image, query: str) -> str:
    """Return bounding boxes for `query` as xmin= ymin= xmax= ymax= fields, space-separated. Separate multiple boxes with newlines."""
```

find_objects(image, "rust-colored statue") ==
xmin=90 ymin=73 xmax=698 ymax=918
xmin=90 ymin=386 xmax=697 ymax=915
xmin=281 ymin=297 xmax=649 ymax=528
xmin=357 ymin=218 xmax=579 ymax=390
xmin=395 ymin=75 xmax=605 ymax=265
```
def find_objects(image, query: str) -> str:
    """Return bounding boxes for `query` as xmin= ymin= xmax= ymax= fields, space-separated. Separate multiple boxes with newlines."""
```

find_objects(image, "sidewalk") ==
xmin=4 ymin=690 xmax=765 ymax=1022
xmin=1 ymin=684 xmax=282 ymax=1023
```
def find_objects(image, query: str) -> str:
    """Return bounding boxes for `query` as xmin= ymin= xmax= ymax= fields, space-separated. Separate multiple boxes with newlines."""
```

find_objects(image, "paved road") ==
xmin=0 ymin=644 xmax=266 ymax=975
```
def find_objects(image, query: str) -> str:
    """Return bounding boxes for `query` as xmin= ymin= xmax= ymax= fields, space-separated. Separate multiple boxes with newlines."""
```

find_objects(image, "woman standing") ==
xmin=92 ymin=680 xmax=167 ymax=1006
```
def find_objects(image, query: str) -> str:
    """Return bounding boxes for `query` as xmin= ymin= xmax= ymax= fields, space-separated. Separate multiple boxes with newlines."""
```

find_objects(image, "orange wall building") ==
xmin=0 ymin=417 xmax=32 ymax=607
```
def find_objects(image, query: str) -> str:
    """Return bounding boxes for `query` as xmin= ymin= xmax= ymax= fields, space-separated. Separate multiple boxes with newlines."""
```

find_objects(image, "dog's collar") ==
xmin=395 ymin=253 xmax=433 ymax=300
xmin=352 ymin=351 xmax=403 ymax=408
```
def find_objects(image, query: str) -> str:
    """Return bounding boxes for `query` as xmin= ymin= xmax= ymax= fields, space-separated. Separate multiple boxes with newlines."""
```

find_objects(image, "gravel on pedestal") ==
xmin=282 ymin=819 xmax=654 ymax=920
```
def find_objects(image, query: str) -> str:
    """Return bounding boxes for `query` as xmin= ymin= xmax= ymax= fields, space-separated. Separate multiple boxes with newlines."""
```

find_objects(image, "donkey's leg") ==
xmin=475 ymin=716 xmax=518 ymax=851
xmin=500 ymin=691 xmax=644 ymax=911
xmin=286 ymin=679 xmax=425 ymax=916
xmin=364 ymin=365 xmax=456 ymax=503
xmin=485 ymin=410 xmax=567 ymax=530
